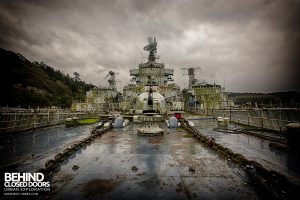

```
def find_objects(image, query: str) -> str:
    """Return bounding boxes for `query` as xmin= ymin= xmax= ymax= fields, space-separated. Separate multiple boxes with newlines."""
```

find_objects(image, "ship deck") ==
xmin=1 ymin=119 xmax=299 ymax=199
xmin=45 ymin=123 xmax=259 ymax=199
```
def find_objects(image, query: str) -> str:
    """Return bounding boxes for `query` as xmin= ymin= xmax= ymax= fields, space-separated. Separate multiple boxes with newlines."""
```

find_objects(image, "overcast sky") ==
xmin=0 ymin=0 xmax=299 ymax=92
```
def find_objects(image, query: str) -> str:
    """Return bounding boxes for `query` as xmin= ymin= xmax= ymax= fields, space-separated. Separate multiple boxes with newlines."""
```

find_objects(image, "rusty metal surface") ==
xmin=46 ymin=123 xmax=259 ymax=200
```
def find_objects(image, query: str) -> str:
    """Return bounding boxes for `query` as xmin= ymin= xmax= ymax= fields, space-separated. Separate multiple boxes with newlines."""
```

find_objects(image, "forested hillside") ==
xmin=0 ymin=48 xmax=95 ymax=108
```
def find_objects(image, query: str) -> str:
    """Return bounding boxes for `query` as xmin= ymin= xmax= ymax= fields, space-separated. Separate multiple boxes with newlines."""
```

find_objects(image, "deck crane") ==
xmin=181 ymin=67 xmax=201 ymax=89
xmin=105 ymin=71 xmax=119 ymax=90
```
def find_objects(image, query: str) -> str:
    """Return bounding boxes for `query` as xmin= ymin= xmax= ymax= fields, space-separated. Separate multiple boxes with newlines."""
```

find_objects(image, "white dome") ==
xmin=138 ymin=92 xmax=165 ymax=103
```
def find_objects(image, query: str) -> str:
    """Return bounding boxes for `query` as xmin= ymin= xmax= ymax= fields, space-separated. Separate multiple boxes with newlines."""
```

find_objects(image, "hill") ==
xmin=0 ymin=48 xmax=95 ymax=108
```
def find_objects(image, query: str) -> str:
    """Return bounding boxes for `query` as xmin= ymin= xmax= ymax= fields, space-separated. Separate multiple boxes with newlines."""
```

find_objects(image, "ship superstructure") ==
xmin=72 ymin=37 xmax=232 ymax=113
xmin=130 ymin=37 xmax=174 ymax=85
xmin=72 ymin=71 xmax=120 ymax=112
xmin=123 ymin=37 xmax=184 ymax=113
xmin=181 ymin=67 xmax=233 ymax=111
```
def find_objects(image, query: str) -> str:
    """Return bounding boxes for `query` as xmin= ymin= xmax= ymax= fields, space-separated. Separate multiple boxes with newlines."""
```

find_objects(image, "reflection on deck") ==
xmin=1 ymin=119 xmax=299 ymax=199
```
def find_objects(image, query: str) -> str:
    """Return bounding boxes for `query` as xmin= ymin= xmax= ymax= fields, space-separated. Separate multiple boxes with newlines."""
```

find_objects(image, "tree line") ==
xmin=0 ymin=48 xmax=95 ymax=108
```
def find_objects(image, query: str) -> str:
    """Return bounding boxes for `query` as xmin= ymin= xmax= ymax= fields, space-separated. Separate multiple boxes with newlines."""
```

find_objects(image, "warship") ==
xmin=72 ymin=37 xmax=231 ymax=117
xmin=1 ymin=37 xmax=299 ymax=200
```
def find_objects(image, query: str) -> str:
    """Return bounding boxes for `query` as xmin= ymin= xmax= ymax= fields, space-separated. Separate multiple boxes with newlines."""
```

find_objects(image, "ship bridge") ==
xmin=130 ymin=37 xmax=174 ymax=86
xmin=130 ymin=62 xmax=174 ymax=85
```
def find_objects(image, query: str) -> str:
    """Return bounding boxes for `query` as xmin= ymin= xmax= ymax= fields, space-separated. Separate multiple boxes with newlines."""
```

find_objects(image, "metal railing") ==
xmin=189 ymin=108 xmax=300 ymax=132
xmin=0 ymin=107 xmax=99 ymax=133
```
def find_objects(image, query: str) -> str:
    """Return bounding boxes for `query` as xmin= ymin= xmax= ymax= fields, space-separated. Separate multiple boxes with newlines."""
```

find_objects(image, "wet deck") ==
xmin=2 ymin=119 xmax=299 ymax=199
xmin=45 ymin=123 xmax=259 ymax=200
xmin=0 ymin=124 xmax=95 ymax=172
xmin=190 ymin=119 xmax=300 ymax=185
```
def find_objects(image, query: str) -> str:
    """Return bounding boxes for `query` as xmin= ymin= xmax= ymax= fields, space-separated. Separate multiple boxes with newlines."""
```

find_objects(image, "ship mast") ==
xmin=143 ymin=37 xmax=157 ymax=62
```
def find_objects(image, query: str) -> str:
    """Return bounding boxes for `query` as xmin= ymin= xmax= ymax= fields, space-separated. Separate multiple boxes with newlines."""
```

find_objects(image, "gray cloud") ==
xmin=0 ymin=0 xmax=299 ymax=92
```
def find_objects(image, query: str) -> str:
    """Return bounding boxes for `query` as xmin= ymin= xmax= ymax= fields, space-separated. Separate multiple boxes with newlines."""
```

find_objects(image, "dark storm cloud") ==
xmin=0 ymin=0 xmax=299 ymax=92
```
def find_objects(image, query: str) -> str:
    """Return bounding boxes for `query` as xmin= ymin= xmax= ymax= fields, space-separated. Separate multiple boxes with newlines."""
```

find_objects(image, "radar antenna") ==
xmin=105 ymin=70 xmax=119 ymax=90
xmin=143 ymin=37 xmax=157 ymax=62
